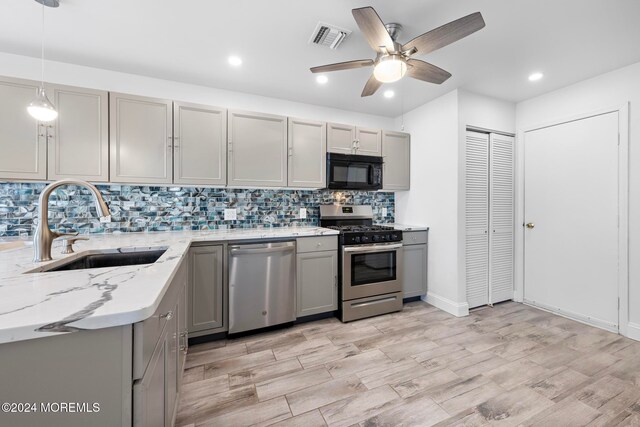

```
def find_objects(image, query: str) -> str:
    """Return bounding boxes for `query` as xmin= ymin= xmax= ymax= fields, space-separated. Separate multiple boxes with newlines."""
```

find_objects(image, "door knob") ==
xmin=526 ymin=223 xmax=535 ymax=229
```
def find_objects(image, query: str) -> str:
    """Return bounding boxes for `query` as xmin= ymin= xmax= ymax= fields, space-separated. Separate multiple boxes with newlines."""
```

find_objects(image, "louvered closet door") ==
xmin=489 ymin=134 xmax=515 ymax=304
xmin=465 ymin=131 xmax=490 ymax=308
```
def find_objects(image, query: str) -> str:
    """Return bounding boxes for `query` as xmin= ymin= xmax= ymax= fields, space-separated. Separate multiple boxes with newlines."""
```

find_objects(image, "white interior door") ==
xmin=524 ymin=112 xmax=619 ymax=331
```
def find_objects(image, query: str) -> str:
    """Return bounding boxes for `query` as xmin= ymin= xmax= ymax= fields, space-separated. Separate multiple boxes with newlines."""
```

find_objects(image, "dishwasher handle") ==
xmin=229 ymin=241 xmax=295 ymax=255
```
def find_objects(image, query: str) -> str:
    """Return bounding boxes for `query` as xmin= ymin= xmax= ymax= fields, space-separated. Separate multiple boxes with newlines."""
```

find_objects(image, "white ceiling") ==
xmin=1 ymin=0 xmax=640 ymax=117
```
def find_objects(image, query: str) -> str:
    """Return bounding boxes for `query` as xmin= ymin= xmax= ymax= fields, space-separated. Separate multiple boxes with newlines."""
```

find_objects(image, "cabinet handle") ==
xmin=160 ymin=310 xmax=173 ymax=320
xmin=334 ymin=275 xmax=337 ymax=287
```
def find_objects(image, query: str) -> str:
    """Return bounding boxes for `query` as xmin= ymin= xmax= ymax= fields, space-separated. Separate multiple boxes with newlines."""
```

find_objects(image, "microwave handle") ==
xmin=369 ymin=164 xmax=374 ymax=185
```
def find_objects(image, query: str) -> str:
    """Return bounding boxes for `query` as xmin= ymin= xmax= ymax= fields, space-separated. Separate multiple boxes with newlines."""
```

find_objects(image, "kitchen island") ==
xmin=0 ymin=226 xmax=338 ymax=427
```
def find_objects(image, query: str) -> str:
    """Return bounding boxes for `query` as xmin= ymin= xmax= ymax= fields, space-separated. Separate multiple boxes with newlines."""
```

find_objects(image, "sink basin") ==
xmin=28 ymin=247 xmax=168 ymax=273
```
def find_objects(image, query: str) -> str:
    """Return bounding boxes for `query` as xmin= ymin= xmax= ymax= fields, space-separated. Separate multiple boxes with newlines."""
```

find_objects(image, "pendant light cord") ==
xmin=40 ymin=1 xmax=45 ymax=86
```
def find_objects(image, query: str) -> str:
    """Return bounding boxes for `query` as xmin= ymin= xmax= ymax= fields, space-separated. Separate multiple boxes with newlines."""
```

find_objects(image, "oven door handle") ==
xmin=343 ymin=243 xmax=403 ymax=253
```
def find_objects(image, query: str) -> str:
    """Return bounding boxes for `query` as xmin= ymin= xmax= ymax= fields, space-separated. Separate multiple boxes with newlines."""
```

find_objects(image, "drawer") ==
xmin=403 ymin=231 xmax=428 ymax=245
xmin=341 ymin=292 xmax=403 ymax=322
xmin=133 ymin=257 xmax=187 ymax=380
xmin=296 ymin=236 xmax=338 ymax=253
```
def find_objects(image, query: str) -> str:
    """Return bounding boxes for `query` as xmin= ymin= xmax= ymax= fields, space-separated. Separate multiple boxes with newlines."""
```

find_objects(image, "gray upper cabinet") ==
xmin=173 ymin=102 xmax=227 ymax=186
xmin=288 ymin=117 xmax=326 ymax=188
xmin=382 ymin=130 xmax=410 ymax=191
xmin=0 ymin=77 xmax=46 ymax=180
xmin=228 ymin=110 xmax=287 ymax=187
xmin=188 ymin=245 xmax=225 ymax=334
xmin=355 ymin=127 xmax=382 ymax=156
xmin=327 ymin=122 xmax=356 ymax=154
xmin=109 ymin=93 xmax=172 ymax=184
xmin=47 ymin=84 xmax=109 ymax=182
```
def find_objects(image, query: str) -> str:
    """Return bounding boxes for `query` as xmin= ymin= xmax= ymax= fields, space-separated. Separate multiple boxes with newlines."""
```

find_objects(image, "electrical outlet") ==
xmin=299 ymin=208 xmax=307 ymax=219
xmin=100 ymin=215 xmax=112 ymax=223
xmin=224 ymin=208 xmax=237 ymax=221
xmin=381 ymin=207 xmax=388 ymax=217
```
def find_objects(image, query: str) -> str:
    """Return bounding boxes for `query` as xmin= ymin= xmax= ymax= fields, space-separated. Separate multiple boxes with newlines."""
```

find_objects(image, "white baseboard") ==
xmin=626 ymin=322 xmax=640 ymax=341
xmin=422 ymin=292 xmax=469 ymax=317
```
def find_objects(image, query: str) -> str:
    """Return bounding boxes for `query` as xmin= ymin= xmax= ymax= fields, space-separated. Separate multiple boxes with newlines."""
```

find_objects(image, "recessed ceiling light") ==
xmin=528 ymin=72 xmax=544 ymax=82
xmin=383 ymin=90 xmax=395 ymax=98
xmin=316 ymin=75 xmax=328 ymax=84
xmin=228 ymin=56 xmax=243 ymax=67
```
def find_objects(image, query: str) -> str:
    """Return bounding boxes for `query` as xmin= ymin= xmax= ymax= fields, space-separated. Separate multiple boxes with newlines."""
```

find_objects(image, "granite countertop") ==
xmin=381 ymin=223 xmax=430 ymax=232
xmin=0 ymin=227 xmax=338 ymax=345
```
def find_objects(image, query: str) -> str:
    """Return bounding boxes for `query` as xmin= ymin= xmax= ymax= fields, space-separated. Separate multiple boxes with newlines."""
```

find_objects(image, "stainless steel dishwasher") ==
xmin=228 ymin=241 xmax=296 ymax=334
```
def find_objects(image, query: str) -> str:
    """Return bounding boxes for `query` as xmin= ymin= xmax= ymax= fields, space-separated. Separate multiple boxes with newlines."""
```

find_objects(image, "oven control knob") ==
xmin=372 ymin=235 xmax=381 ymax=242
xmin=361 ymin=236 xmax=370 ymax=243
xmin=353 ymin=236 xmax=361 ymax=243
xmin=392 ymin=234 xmax=399 ymax=241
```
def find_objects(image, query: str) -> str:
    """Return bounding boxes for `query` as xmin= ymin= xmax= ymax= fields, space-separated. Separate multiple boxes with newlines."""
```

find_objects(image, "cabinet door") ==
xmin=355 ymin=127 xmax=382 ymax=156
xmin=228 ymin=110 xmax=287 ymax=187
xmin=382 ymin=130 xmax=410 ymax=191
xmin=133 ymin=335 xmax=166 ymax=427
xmin=188 ymin=245 xmax=224 ymax=332
xmin=0 ymin=77 xmax=46 ymax=180
xmin=178 ymin=282 xmax=188 ymax=383
xmin=164 ymin=302 xmax=178 ymax=427
xmin=110 ymin=93 xmax=172 ymax=184
xmin=297 ymin=251 xmax=338 ymax=317
xmin=403 ymin=244 xmax=428 ymax=298
xmin=327 ymin=122 xmax=355 ymax=154
xmin=288 ymin=117 xmax=326 ymax=188
xmin=47 ymin=84 xmax=109 ymax=181
xmin=174 ymin=102 xmax=226 ymax=186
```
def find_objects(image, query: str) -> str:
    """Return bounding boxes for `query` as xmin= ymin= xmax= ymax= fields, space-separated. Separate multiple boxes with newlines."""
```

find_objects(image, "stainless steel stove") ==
xmin=319 ymin=205 xmax=403 ymax=322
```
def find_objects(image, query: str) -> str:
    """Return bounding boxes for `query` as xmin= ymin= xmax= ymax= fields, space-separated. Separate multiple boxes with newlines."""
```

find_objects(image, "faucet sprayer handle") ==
xmin=60 ymin=235 xmax=89 ymax=255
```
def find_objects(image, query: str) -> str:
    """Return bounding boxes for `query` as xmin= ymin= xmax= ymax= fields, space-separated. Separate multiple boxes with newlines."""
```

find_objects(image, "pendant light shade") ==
xmin=27 ymin=0 xmax=57 ymax=122
xmin=28 ymin=87 xmax=58 ymax=122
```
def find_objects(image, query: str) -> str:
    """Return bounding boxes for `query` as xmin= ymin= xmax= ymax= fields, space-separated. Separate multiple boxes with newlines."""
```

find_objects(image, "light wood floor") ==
xmin=176 ymin=301 xmax=640 ymax=426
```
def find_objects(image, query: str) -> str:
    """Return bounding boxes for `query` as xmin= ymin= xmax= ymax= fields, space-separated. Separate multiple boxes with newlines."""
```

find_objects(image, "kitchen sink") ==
xmin=28 ymin=247 xmax=168 ymax=273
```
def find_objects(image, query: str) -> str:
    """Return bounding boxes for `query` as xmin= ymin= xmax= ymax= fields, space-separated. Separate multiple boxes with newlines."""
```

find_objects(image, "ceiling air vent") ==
xmin=309 ymin=22 xmax=351 ymax=49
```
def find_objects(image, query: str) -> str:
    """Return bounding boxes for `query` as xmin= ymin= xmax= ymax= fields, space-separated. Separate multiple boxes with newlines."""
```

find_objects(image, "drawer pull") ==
xmin=160 ymin=311 xmax=173 ymax=320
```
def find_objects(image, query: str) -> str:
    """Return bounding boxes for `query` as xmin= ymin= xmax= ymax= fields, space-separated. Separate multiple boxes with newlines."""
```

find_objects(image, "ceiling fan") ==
xmin=310 ymin=7 xmax=486 ymax=97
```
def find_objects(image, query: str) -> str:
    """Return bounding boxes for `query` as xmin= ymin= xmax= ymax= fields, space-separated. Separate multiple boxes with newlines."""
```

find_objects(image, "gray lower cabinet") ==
xmin=228 ymin=110 xmax=287 ymax=187
xmin=296 ymin=236 xmax=338 ymax=317
xmin=402 ymin=231 xmax=428 ymax=298
xmin=188 ymin=244 xmax=226 ymax=336
xmin=0 ymin=76 xmax=46 ymax=180
xmin=382 ymin=130 xmax=410 ymax=191
xmin=109 ymin=92 xmax=173 ymax=184
xmin=47 ymin=83 xmax=109 ymax=181
xmin=287 ymin=117 xmax=326 ymax=188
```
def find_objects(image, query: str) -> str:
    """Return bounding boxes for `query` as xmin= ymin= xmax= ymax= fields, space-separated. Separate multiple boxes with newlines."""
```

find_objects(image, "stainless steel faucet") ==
xmin=33 ymin=179 xmax=111 ymax=262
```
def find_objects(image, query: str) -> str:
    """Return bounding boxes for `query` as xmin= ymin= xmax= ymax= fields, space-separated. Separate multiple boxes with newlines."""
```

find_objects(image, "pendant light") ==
xmin=27 ymin=0 xmax=59 ymax=122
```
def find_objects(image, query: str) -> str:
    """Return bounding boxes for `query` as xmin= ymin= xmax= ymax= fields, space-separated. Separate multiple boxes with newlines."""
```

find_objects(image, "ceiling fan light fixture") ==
xmin=373 ymin=55 xmax=407 ymax=83
xmin=28 ymin=87 xmax=58 ymax=122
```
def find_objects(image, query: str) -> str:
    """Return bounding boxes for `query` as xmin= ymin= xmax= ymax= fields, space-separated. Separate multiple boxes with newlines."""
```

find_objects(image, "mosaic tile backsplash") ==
xmin=0 ymin=182 xmax=395 ymax=237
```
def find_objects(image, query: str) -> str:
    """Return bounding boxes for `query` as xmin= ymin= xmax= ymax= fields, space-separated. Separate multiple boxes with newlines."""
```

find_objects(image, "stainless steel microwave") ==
xmin=326 ymin=153 xmax=383 ymax=191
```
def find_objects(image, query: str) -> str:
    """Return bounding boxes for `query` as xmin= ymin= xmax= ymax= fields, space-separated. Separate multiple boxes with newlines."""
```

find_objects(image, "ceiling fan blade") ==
xmin=402 ymin=12 xmax=485 ymax=55
xmin=361 ymin=74 xmax=383 ymax=97
xmin=352 ymin=7 xmax=396 ymax=52
xmin=310 ymin=59 xmax=374 ymax=73
xmin=406 ymin=59 xmax=452 ymax=84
